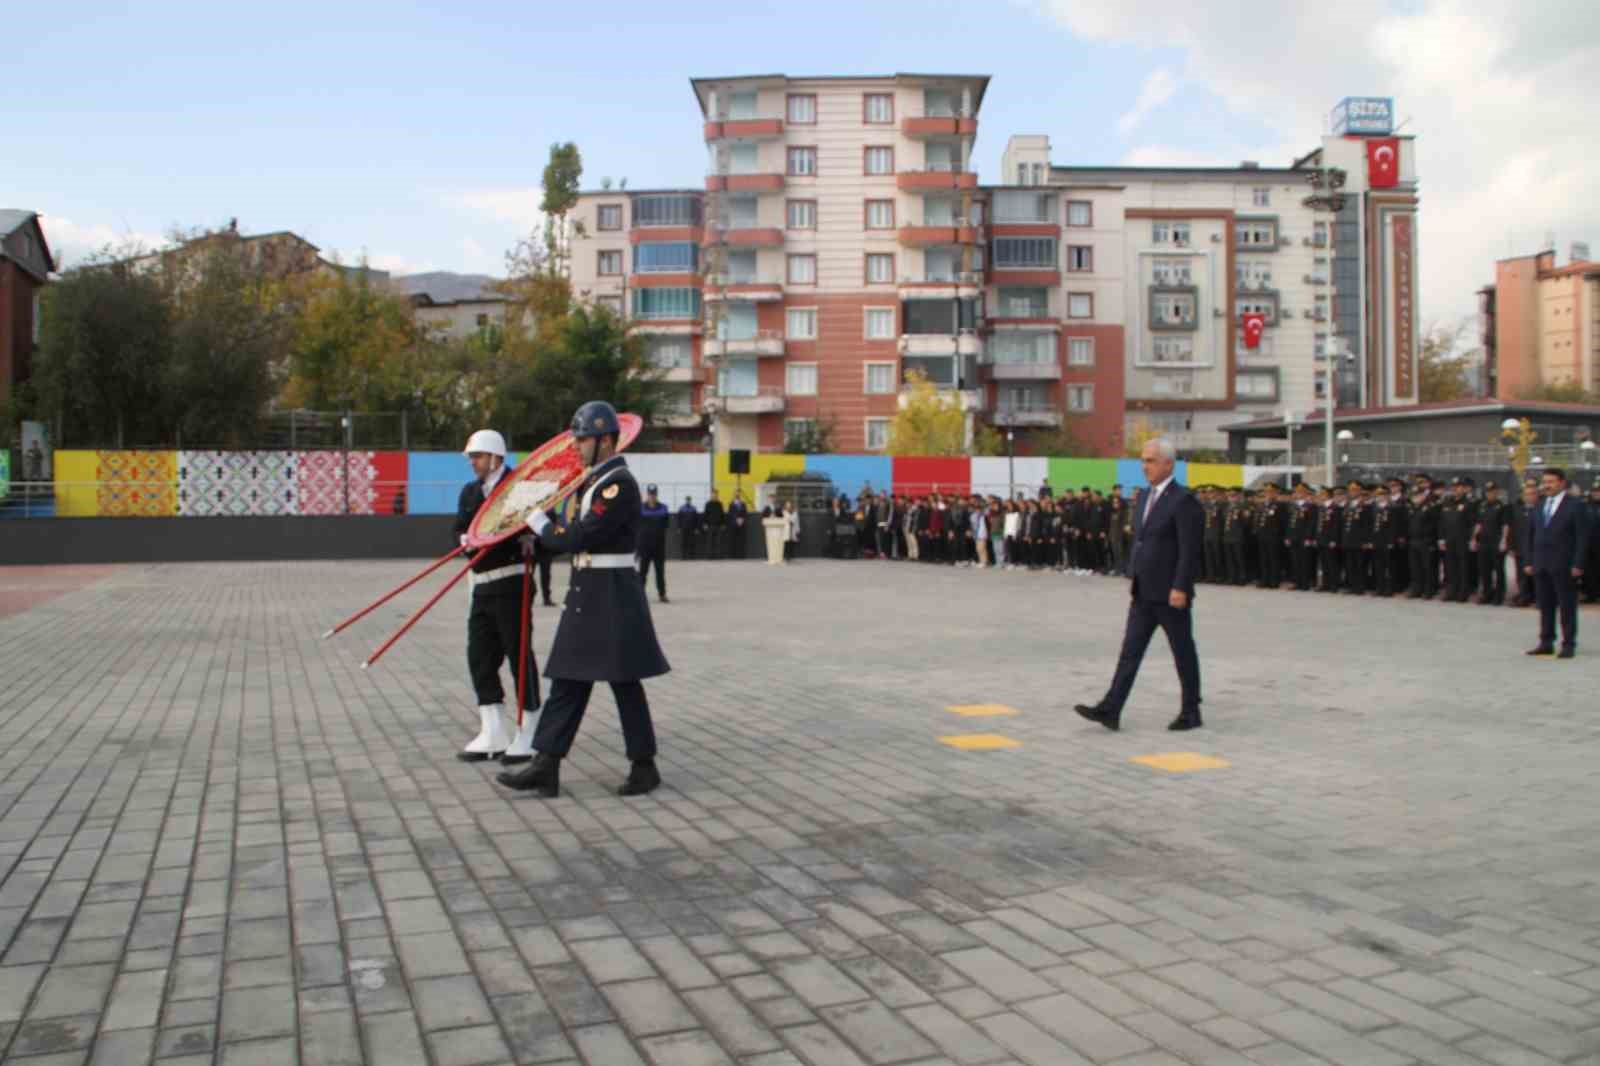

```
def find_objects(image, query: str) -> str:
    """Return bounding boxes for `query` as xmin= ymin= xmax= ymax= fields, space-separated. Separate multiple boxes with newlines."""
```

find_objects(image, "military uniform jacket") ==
xmin=1203 ymin=500 xmax=1223 ymax=544
xmin=1255 ymin=500 xmax=1286 ymax=542
xmin=1371 ymin=502 xmax=1396 ymax=547
xmin=454 ymin=473 xmax=531 ymax=576
xmin=536 ymin=457 xmax=670 ymax=683
xmin=1318 ymin=503 xmax=1344 ymax=547
xmin=1477 ymin=499 xmax=1508 ymax=549
xmin=1341 ymin=500 xmax=1372 ymax=548
xmin=1409 ymin=497 xmax=1438 ymax=541
xmin=1224 ymin=502 xmax=1248 ymax=543
xmin=1438 ymin=497 xmax=1476 ymax=545
xmin=1293 ymin=502 xmax=1319 ymax=544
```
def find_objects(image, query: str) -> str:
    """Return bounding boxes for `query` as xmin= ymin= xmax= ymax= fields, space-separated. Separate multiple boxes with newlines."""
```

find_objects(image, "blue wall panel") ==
xmin=804 ymin=455 xmax=893 ymax=499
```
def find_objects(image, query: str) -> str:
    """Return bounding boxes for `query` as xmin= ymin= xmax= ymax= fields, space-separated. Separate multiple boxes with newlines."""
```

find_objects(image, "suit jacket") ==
xmin=1529 ymin=493 xmax=1588 ymax=574
xmin=1127 ymin=481 xmax=1203 ymax=603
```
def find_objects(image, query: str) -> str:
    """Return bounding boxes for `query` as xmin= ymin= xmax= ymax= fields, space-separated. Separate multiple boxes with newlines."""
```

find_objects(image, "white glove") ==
xmin=458 ymin=534 xmax=469 ymax=548
xmin=526 ymin=510 xmax=553 ymax=537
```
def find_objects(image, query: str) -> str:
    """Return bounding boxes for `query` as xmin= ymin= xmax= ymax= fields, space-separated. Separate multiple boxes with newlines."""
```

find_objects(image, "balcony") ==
xmin=992 ymin=404 xmax=1063 ymax=428
xmin=703 ymin=227 xmax=785 ymax=248
xmin=986 ymin=356 xmax=1062 ymax=382
xmin=897 ymin=271 xmax=984 ymax=299
xmin=896 ymin=168 xmax=980 ymax=192
xmin=897 ymin=225 xmax=981 ymax=247
xmin=705 ymin=173 xmax=785 ymax=193
xmin=703 ymin=118 xmax=784 ymax=142
xmin=703 ymin=331 xmax=785 ymax=359
xmin=897 ymin=386 xmax=985 ymax=412
xmin=705 ymin=385 xmax=786 ymax=415
xmin=704 ymin=275 xmax=784 ymax=302
xmin=900 ymin=332 xmax=981 ymax=357
xmin=901 ymin=115 xmax=979 ymax=139
xmin=657 ymin=409 xmax=707 ymax=429
xmin=649 ymin=366 xmax=703 ymax=385
xmin=628 ymin=226 xmax=704 ymax=245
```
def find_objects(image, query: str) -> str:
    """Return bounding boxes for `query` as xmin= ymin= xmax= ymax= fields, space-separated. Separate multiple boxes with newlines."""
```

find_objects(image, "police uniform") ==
xmin=498 ymin=402 xmax=671 ymax=798
xmin=1475 ymin=488 xmax=1509 ymax=605
xmin=453 ymin=430 xmax=541 ymax=763
xmin=1439 ymin=480 xmax=1478 ymax=602
xmin=638 ymin=486 xmax=670 ymax=603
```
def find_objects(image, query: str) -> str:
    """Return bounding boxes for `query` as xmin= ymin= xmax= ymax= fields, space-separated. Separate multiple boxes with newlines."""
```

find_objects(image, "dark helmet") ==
xmin=570 ymin=400 xmax=621 ymax=440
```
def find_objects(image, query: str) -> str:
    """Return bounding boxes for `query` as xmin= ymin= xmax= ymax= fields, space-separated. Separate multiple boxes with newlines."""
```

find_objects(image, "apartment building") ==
xmin=1479 ymin=248 xmax=1600 ymax=399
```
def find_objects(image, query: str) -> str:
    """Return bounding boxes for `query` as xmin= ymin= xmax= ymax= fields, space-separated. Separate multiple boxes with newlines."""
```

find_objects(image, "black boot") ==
xmin=1168 ymin=708 xmax=1203 ymax=731
xmin=497 ymin=752 xmax=560 ymax=796
xmin=617 ymin=759 xmax=661 ymax=797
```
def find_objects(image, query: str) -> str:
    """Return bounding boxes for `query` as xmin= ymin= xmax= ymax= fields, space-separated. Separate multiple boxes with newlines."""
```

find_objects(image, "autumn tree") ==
xmin=885 ymin=371 xmax=968 ymax=456
xmin=1417 ymin=321 xmax=1474 ymax=403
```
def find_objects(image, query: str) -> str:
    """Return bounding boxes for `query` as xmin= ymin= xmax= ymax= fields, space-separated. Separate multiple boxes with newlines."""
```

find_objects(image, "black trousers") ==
xmin=1319 ymin=545 xmax=1341 ymax=590
xmin=1294 ymin=545 xmax=1317 ymax=591
xmin=1258 ymin=540 xmax=1283 ymax=588
xmin=729 ymin=522 xmax=747 ymax=559
xmin=1443 ymin=544 xmax=1470 ymax=600
xmin=1408 ymin=545 xmax=1435 ymax=596
xmin=1534 ymin=569 xmax=1579 ymax=650
xmin=467 ymin=584 xmax=540 ymax=710
xmin=1478 ymin=548 xmax=1505 ymax=604
xmin=1203 ymin=540 xmax=1223 ymax=582
xmin=1225 ymin=542 xmax=1247 ymax=585
xmin=703 ymin=525 xmax=724 ymax=559
xmin=1102 ymin=596 xmax=1202 ymax=715
xmin=533 ymin=555 xmax=554 ymax=602
xmin=1373 ymin=545 xmax=1395 ymax=596
xmin=680 ymin=531 xmax=697 ymax=561
xmin=533 ymin=677 xmax=656 ymax=761
xmin=637 ymin=546 xmax=666 ymax=600
xmin=1512 ymin=554 xmax=1535 ymax=605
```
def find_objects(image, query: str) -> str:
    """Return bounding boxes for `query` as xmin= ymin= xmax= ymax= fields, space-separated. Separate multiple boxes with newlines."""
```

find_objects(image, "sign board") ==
xmin=1392 ymin=215 xmax=1416 ymax=399
xmin=1331 ymin=97 xmax=1394 ymax=136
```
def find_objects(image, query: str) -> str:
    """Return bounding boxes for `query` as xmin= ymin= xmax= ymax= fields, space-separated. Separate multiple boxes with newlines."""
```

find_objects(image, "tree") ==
xmin=783 ymin=414 xmax=838 ymax=454
xmin=29 ymin=249 xmax=174 ymax=447
xmin=885 ymin=371 xmax=968 ymax=455
xmin=1122 ymin=414 xmax=1161 ymax=458
xmin=1496 ymin=417 xmax=1538 ymax=480
xmin=540 ymin=142 xmax=584 ymax=278
xmin=1418 ymin=321 xmax=1473 ymax=403
xmin=1517 ymin=382 xmax=1600 ymax=405
xmin=1022 ymin=417 xmax=1099 ymax=458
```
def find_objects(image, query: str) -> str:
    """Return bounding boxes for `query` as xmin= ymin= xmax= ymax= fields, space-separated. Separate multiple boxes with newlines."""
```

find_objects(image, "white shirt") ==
xmin=482 ymin=463 xmax=507 ymax=496
xmin=1544 ymin=494 xmax=1561 ymax=523
xmin=1143 ymin=476 xmax=1173 ymax=523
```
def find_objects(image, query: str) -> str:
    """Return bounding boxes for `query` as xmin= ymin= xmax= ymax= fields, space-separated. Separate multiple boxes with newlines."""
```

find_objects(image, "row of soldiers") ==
xmin=1198 ymin=473 xmax=1600 ymax=603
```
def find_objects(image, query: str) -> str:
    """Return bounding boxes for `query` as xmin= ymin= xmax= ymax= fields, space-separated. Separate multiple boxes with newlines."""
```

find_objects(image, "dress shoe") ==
xmin=1557 ymin=647 xmax=1576 ymax=660
xmin=618 ymin=759 xmax=661 ymax=797
xmin=542 ymin=597 xmax=556 ymax=607
xmin=497 ymin=752 xmax=560 ymax=796
xmin=1168 ymin=709 xmax=1203 ymax=731
xmin=1525 ymin=645 xmax=1555 ymax=657
xmin=659 ymin=595 xmax=670 ymax=604
xmin=1074 ymin=703 xmax=1120 ymax=732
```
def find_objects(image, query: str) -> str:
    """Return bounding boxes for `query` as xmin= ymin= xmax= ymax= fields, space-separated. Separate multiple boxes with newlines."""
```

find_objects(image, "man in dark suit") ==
xmin=1524 ymin=467 xmax=1588 ymax=659
xmin=1076 ymin=438 xmax=1205 ymax=732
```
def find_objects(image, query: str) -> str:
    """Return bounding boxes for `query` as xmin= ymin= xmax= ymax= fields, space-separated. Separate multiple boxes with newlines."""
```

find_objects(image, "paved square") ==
xmin=1 ymin=558 xmax=1597 ymax=1065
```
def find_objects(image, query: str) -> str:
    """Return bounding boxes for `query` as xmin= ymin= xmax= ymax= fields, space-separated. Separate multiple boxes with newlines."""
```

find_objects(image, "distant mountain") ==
xmin=392 ymin=271 xmax=504 ymax=303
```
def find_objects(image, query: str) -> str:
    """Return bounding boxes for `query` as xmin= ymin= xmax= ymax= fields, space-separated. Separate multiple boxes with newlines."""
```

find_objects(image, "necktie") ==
xmin=1546 ymin=498 xmax=1556 ymax=524
xmin=1144 ymin=486 xmax=1161 ymax=523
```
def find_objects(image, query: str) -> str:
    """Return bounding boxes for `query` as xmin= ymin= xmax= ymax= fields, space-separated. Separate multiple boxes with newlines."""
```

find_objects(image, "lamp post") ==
xmin=1336 ymin=428 xmax=1354 ymax=471
xmin=1006 ymin=429 xmax=1015 ymax=499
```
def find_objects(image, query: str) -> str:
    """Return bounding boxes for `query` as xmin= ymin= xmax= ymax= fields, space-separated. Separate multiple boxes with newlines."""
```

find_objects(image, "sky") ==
xmin=6 ymin=0 xmax=1598 ymax=327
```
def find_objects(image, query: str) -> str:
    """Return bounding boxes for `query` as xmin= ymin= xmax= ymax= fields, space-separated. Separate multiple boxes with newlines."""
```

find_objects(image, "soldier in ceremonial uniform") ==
xmin=1370 ymin=485 xmax=1398 ymax=596
xmin=453 ymin=430 xmax=541 ymax=763
xmin=1317 ymin=486 xmax=1342 ymax=592
xmin=1385 ymin=478 xmax=1410 ymax=593
xmin=498 ymin=402 xmax=671 ymax=798
xmin=1407 ymin=479 xmax=1439 ymax=598
xmin=1255 ymin=482 xmax=1286 ymax=589
xmin=1201 ymin=486 xmax=1224 ymax=583
xmin=1223 ymin=487 xmax=1249 ymax=585
xmin=1474 ymin=481 xmax=1509 ymax=606
xmin=1291 ymin=483 xmax=1319 ymax=591
xmin=1584 ymin=481 xmax=1600 ymax=603
xmin=1439 ymin=477 xmax=1477 ymax=602
xmin=1340 ymin=481 xmax=1371 ymax=594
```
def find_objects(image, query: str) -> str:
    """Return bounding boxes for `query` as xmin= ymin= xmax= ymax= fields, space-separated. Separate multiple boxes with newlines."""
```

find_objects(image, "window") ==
xmin=786 ymin=363 xmax=818 ymax=396
xmin=784 ymin=419 xmax=817 ymax=443
xmin=786 ymin=94 xmax=816 ymax=124
xmin=924 ymin=141 xmax=958 ymax=172
xmin=1235 ymin=296 xmax=1278 ymax=325
xmin=632 ymin=242 xmax=696 ymax=273
xmin=1252 ymin=187 xmax=1271 ymax=207
xmin=865 ymin=418 xmax=892 ymax=451
xmin=924 ymin=88 xmax=956 ymax=117
xmin=988 ymin=331 xmax=1054 ymax=365
xmin=596 ymin=204 xmax=623 ymax=230
xmin=724 ymin=250 xmax=758 ymax=283
xmin=633 ymin=194 xmax=700 ymax=227
xmin=788 ymin=254 xmax=816 ymax=284
xmin=1067 ymin=245 xmax=1093 ymax=272
xmin=1031 ymin=163 xmax=1044 ymax=186
xmin=1068 ymin=337 xmax=1095 ymax=367
xmin=660 ymin=386 xmax=693 ymax=416
xmin=865 ymin=363 xmax=896 ymax=393
xmin=992 ymin=237 xmax=1057 ymax=269
xmin=632 ymin=288 xmax=699 ymax=319
xmin=787 ymin=147 xmax=817 ymax=176
xmin=727 ymin=143 xmax=759 ymax=175
xmin=1066 ymin=200 xmax=1092 ymax=227
xmin=475 ymin=313 xmax=490 ymax=328
xmin=902 ymin=298 xmax=977 ymax=334
xmin=1151 ymin=374 xmax=1194 ymax=397
xmin=865 ymin=147 xmax=895 ymax=175
xmin=1173 ymin=222 xmax=1191 ymax=246
xmin=864 ymin=93 xmax=893 ymax=124
xmin=597 ymin=250 xmax=623 ymax=276
xmin=997 ymin=287 xmax=1049 ymax=318
xmin=1235 ymin=259 xmax=1272 ymax=289
xmin=1314 ymin=377 xmax=1329 ymax=400
xmin=719 ymin=304 xmax=758 ymax=340
xmin=1235 ymin=219 xmax=1278 ymax=248
xmin=1152 ymin=258 xmax=1193 ymax=286
xmin=1150 ymin=336 xmax=1195 ymax=363
xmin=596 ymin=294 xmax=623 ymax=316
xmin=1067 ymin=293 xmax=1093 ymax=319
xmin=718 ymin=359 xmax=759 ymax=397
xmin=726 ymin=91 xmax=757 ymax=120
xmin=923 ymin=247 xmax=957 ymax=282
xmin=1153 ymin=292 xmax=1197 ymax=326
xmin=865 ymin=200 xmax=895 ymax=229
xmin=787 ymin=308 xmax=817 ymax=340
xmin=865 ymin=253 xmax=894 ymax=284
xmin=1067 ymin=385 xmax=1094 ymax=412
xmin=1017 ymin=163 xmax=1029 ymax=185
xmin=1313 ymin=221 xmax=1329 ymax=247
xmin=1236 ymin=372 xmax=1278 ymax=400
xmin=992 ymin=191 xmax=1056 ymax=223
xmin=865 ymin=308 xmax=896 ymax=339
xmin=999 ymin=385 xmax=1046 ymax=412
xmin=786 ymin=200 xmax=817 ymax=230
xmin=722 ymin=195 xmax=758 ymax=228
xmin=646 ymin=337 xmax=691 ymax=370
xmin=1152 ymin=221 xmax=1191 ymax=245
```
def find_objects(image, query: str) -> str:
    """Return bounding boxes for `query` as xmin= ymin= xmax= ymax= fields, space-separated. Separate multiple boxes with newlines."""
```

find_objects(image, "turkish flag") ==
xmin=1241 ymin=312 xmax=1265 ymax=349
xmin=1367 ymin=137 xmax=1400 ymax=188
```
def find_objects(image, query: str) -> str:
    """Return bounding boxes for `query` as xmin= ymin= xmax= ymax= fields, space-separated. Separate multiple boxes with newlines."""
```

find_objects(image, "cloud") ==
xmin=358 ymin=251 xmax=439 ymax=276
xmin=1024 ymin=0 xmax=1600 ymax=322
xmin=1116 ymin=68 xmax=1179 ymax=136
xmin=444 ymin=188 xmax=544 ymax=232
xmin=40 ymin=215 xmax=169 ymax=267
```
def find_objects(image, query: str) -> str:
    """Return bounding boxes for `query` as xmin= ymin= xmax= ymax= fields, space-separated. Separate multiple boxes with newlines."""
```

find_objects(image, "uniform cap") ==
xmin=646 ymin=484 xmax=658 ymax=494
xmin=463 ymin=429 xmax=507 ymax=458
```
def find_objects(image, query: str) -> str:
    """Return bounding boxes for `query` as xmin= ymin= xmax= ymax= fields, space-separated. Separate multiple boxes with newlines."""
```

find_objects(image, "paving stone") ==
xmin=361 ymin=1011 xmax=428 ymax=1066
xmin=683 ymin=986 xmax=782 ymax=1056
xmin=27 ymin=963 xmax=116 ymax=1019
xmin=602 ymin=977 xmax=699 ymax=1036
xmin=569 ymin=1022 xmax=648 ymax=1066
xmin=101 ymin=968 xmax=168 ymax=1032
xmin=412 ymin=974 xmax=495 ymax=1031
xmin=639 ymin=1028 xmax=736 ymax=1066
xmin=1017 ymin=992 xmax=1153 ymax=1062
xmin=939 ymin=949 xmax=1053 ymax=1003
xmin=770 ymin=956 xmax=871 ymax=1008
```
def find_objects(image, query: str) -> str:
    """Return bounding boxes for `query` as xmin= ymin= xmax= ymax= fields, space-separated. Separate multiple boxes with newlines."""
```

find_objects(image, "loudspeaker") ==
xmin=729 ymin=449 xmax=751 ymax=475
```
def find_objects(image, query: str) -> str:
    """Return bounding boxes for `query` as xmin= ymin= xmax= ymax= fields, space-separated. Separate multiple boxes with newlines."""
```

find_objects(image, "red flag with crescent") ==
xmin=1367 ymin=137 xmax=1400 ymax=188
xmin=1241 ymin=312 xmax=1266 ymax=349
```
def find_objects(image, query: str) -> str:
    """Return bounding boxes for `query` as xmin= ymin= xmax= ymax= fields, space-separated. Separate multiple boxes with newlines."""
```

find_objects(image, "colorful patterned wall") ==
xmin=0 ymin=451 xmax=9 ymax=501
xmin=45 ymin=450 xmax=1265 ymax=517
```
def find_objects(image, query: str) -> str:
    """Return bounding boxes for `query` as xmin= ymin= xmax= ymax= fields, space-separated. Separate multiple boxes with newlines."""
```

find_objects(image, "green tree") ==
xmin=1517 ymin=382 xmax=1600 ymax=404
xmin=29 ymin=250 xmax=174 ymax=447
xmin=540 ymin=141 xmax=584 ymax=278
xmin=1417 ymin=321 xmax=1475 ymax=403
xmin=783 ymin=414 xmax=838 ymax=454
xmin=1020 ymin=417 xmax=1098 ymax=457
xmin=885 ymin=371 xmax=968 ymax=456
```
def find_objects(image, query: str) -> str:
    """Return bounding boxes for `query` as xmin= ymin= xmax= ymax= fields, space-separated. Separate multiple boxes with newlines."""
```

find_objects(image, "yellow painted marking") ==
xmin=945 ymin=704 xmax=1020 ymax=717
xmin=940 ymin=734 xmax=1022 ymax=751
xmin=1132 ymin=752 xmax=1231 ymax=773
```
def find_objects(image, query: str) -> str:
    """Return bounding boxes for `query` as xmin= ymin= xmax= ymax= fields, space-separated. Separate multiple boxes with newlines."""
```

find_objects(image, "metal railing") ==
xmin=1298 ymin=441 xmax=1599 ymax=470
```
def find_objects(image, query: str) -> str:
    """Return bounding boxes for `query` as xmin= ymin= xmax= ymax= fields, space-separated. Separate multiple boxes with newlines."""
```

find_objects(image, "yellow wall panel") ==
xmin=54 ymin=451 xmax=100 ymax=516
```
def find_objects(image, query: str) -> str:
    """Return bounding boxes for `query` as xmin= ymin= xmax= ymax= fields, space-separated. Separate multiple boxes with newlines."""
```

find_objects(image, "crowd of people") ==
xmin=819 ymin=473 xmax=1600 ymax=606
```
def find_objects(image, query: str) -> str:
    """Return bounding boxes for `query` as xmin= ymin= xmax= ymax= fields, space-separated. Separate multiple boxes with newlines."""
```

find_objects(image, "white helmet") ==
xmin=462 ymin=429 xmax=506 ymax=458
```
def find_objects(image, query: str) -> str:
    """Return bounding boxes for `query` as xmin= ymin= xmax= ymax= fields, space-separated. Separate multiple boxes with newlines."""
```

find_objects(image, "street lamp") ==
xmin=1006 ymin=429 xmax=1015 ymax=499
xmin=1336 ymin=429 xmax=1354 ymax=470
xmin=1581 ymin=440 xmax=1596 ymax=467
